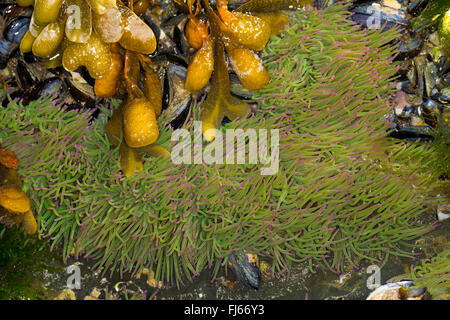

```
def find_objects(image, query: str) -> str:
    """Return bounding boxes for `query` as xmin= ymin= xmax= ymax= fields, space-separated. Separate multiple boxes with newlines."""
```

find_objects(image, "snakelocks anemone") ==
xmin=0 ymin=3 xmax=446 ymax=287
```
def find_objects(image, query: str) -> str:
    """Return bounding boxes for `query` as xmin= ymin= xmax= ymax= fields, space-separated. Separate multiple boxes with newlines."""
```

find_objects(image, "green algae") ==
xmin=0 ymin=4 xmax=447 ymax=288
xmin=409 ymin=249 xmax=450 ymax=298
xmin=0 ymin=225 xmax=60 ymax=299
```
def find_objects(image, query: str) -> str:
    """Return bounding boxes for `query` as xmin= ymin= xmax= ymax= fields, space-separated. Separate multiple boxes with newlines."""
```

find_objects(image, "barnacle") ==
xmin=180 ymin=0 xmax=314 ymax=139
xmin=0 ymin=145 xmax=37 ymax=235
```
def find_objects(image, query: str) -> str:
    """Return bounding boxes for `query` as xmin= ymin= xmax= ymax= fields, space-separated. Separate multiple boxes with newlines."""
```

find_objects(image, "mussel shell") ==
xmin=443 ymin=74 xmax=450 ymax=86
xmin=438 ymin=87 xmax=450 ymax=104
xmin=424 ymin=62 xmax=438 ymax=97
xmin=167 ymin=59 xmax=187 ymax=80
xmin=397 ymin=38 xmax=422 ymax=60
xmin=350 ymin=13 xmax=403 ymax=31
xmin=78 ymin=66 xmax=96 ymax=87
xmin=396 ymin=105 xmax=414 ymax=118
xmin=435 ymin=56 xmax=448 ymax=77
xmin=1 ymin=4 xmax=32 ymax=23
xmin=423 ymin=98 xmax=440 ymax=111
xmin=407 ymin=0 xmax=429 ymax=16
xmin=22 ymin=51 xmax=40 ymax=63
xmin=164 ymin=60 xmax=192 ymax=129
xmin=16 ymin=58 xmax=35 ymax=88
xmin=173 ymin=18 xmax=194 ymax=56
xmin=162 ymin=14 xmax=196 ymax=56
xmin=141 ymin=13 xmax=161 ymax=58
xmin=27 ymin=77 xmax=67 ymax=103
xmin=388 ymin=125 xmax=434 ymax=142
xmin=413 ymin=55 xmax=426 ymax=98
xmin=4 ymin=16 xmax=29 ymax=44
xmin=0 ymin=38 xmax=12 ymax=69
xmin=64 ymin=76 xmax=96 ymax=107
xmin=314 ymin=0 xmax=335 ymax=9
xmin=351 ymin=3 xmax=409 ymax=31
xmin=170 ymin=96 xmax=191 ymax=129
xmin=230 ymin=73 xmax=253 ymax=100
xmin=143 ymin=13 xmax=179 ymax=56
xmin=228 ymin=252 xmax=261 ymax=290
xmin=396 ymin=80 xmax=415 ymax=94
xmin=157 ymin=25 xmax=179 ymax=56
xmin=407 ymin=66 xmax=417 ymax=87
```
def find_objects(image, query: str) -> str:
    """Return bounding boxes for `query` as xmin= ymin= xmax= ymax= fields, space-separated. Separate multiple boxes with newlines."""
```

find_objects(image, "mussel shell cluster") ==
xmin=0 ymin=2 xmax=99 ymax=110
xmin=350 ymin=0 xmax=450 ymax=141
xmin=350 ymin=0 xmax=409 ymax=31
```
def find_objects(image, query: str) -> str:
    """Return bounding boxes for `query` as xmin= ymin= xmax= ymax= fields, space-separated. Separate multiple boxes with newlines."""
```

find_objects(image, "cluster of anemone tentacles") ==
xmin=16 ymin=0 xmax=315 ymax=177
xmin=1 ymin=4 xmax=447 ymax=287
xmin=401 ymin=249 xmax=450 ymax=299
